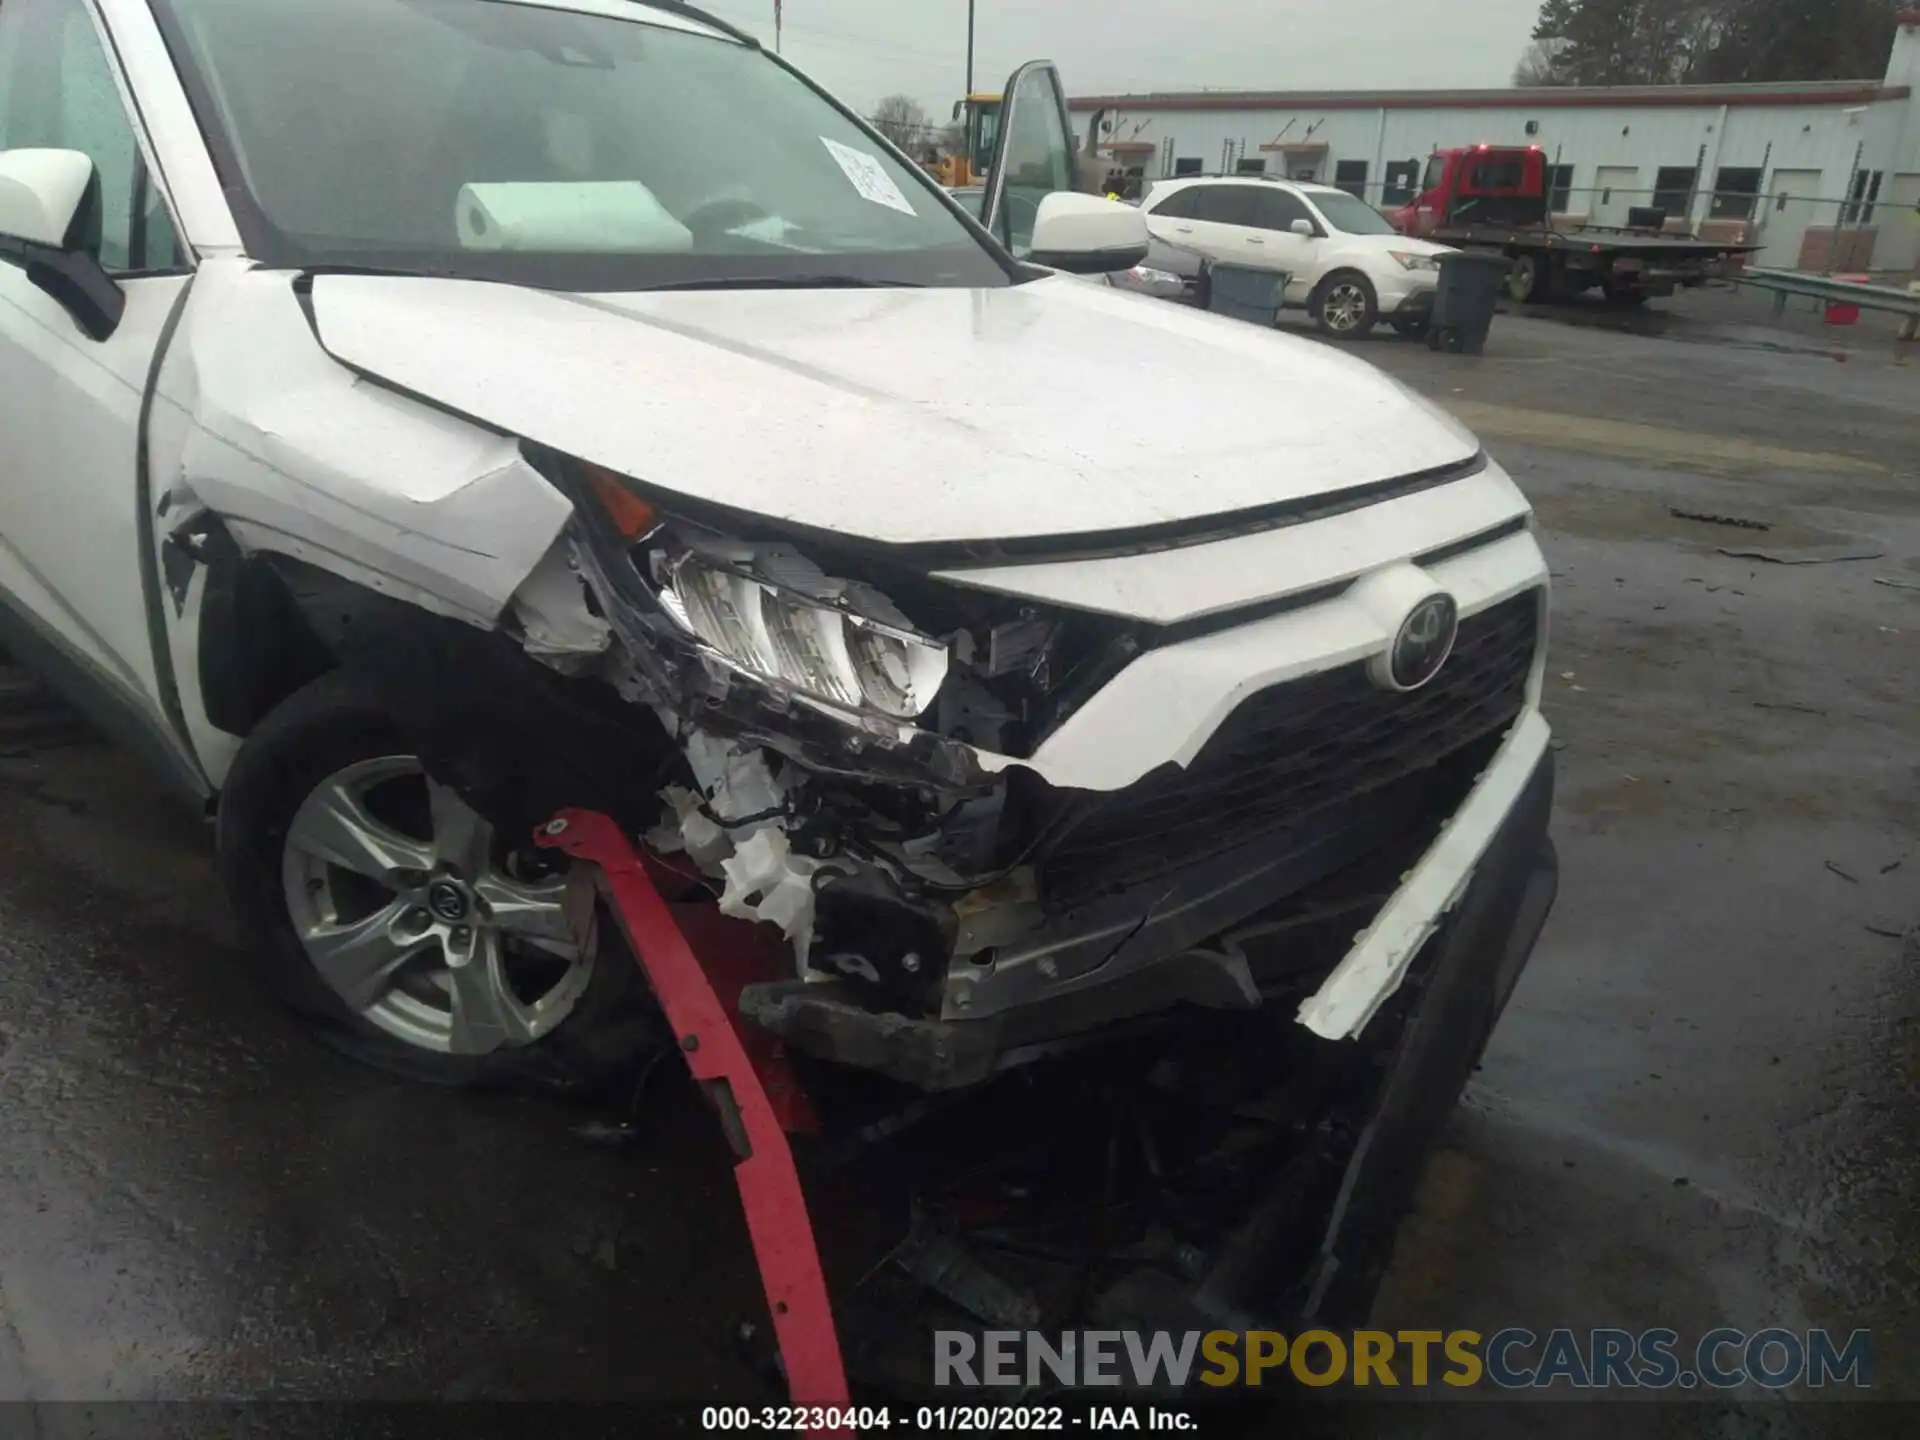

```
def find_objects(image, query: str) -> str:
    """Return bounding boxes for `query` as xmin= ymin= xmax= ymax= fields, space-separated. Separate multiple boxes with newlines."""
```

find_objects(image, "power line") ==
xmin=697 ymin=0 xmax=961 ymax=67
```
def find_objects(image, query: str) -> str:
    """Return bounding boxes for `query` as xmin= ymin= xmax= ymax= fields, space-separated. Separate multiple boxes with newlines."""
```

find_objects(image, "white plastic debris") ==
xmin=718 ymin=827 xmax=819 ymax=959
xmin=684 ymin=732 xmax=786 ymax=824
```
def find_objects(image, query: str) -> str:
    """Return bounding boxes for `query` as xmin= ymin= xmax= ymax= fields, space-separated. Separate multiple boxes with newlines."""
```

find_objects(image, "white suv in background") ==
xmin=1140 ymin=176 xmax=1454 ymax=339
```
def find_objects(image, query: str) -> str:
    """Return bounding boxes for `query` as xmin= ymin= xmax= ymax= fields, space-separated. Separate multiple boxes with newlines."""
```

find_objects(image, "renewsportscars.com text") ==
xmin=935 ymin=1327 xmax=1873 ymax=1390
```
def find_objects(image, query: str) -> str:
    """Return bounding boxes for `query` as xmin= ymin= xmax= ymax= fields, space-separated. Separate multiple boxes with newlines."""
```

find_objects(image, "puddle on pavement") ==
xmin=1511 ymin=300 xmax=1857 ymax=359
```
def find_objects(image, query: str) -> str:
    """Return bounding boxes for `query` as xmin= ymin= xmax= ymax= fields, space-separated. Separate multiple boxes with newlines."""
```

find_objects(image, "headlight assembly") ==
xmin=1390 ymin=250 xmax=1441 ymax=272
xmin=656 ymin=546 xmax=949 ymax=721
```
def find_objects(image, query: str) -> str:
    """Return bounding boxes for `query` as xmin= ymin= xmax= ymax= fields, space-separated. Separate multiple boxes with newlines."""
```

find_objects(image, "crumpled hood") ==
xmin=310 ymin=273 xmax=1480 ymax=546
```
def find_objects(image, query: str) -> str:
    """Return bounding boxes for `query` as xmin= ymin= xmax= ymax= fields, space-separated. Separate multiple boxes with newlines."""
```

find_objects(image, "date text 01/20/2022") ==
xmin=700 ymin=1406 xmax=1196 ymax=1431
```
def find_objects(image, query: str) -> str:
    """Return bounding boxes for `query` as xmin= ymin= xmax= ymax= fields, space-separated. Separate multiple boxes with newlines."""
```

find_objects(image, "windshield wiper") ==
xmin=636 ymin=275 xmax=925 ymax=292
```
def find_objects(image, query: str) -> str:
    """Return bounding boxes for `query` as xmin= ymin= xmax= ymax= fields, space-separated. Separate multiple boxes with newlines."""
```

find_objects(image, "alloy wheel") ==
xmin=280 ymin=756 xmax=592 ymax=1055
xmin=1322 ymin=282 xmax=1369 ymax=332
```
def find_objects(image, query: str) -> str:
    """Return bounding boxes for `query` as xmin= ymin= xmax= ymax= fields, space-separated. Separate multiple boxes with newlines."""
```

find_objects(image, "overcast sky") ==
xmin=694 ymin=0 xmax=1547 ymax=115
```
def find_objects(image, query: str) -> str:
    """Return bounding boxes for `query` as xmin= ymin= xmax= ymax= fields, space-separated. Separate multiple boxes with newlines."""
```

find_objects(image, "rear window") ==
xmin=1467 ymin=160 xmax=1526 ymax=191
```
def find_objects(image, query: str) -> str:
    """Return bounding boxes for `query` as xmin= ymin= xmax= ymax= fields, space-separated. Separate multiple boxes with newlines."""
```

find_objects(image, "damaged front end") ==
xmin=458 ymin=447 xmax=1551 ymax=1093
xmin=153 ymin=264 xmax=1548 ymax=1096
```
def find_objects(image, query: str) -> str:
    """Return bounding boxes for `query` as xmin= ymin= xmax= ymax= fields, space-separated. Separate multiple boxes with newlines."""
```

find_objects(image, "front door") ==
xmin=0 ymin=0 xmax=200 ymax=785
xmin=1244 ymin=185 xmax=1324 ymax=301
xmin=1757 ymin=169 xmax=1823 ymax=268
xmin=1591 ymin=166 xmax=1641 ymax=227
xmin=978 ymin=60 xmax=1078 ymax=260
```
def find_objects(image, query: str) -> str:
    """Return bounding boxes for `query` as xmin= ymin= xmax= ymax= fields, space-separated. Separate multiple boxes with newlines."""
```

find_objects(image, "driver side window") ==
xmin=0 ymin=0 xmax=180 ymax=271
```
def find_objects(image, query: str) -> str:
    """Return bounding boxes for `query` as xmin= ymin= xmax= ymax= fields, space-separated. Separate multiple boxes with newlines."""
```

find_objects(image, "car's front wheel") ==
xmin=1310 ymin=272 xmax=1378 ymax=339
xmin=216 ymin=671 xmax=657 ymax=1093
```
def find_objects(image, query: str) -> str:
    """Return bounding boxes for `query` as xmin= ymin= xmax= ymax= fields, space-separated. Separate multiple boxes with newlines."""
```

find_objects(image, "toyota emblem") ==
xmin=1387 ymin=593 xmax=1459 ymax=690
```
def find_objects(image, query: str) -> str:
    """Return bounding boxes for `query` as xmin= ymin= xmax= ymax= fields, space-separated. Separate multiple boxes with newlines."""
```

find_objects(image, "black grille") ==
xmin=1038 ymin=590 xmax=1540 ymax=903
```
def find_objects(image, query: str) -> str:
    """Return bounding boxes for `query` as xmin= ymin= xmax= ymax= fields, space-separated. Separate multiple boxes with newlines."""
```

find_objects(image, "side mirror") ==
xmin=0 ymin=149 xmax=123 ymax=342
xmin=0 ymin=148 xmax=94 ymax=248
xmin=1027 ymin=191 xmax=1150 ymax=274
xmin=1290 ymin=218 xmax=1316 ymax=238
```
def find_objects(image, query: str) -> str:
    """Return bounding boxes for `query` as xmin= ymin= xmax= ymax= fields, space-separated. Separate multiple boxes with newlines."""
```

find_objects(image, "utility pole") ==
xmin=965 ymin=0 xmax=975 ymax=96
xmin=774 ymin=0 xmax=782 ymax=54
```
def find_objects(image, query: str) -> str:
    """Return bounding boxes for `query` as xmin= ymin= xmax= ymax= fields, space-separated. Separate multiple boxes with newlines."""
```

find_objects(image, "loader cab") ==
xmin=947 ymin=92 xmax=1004 ymax=188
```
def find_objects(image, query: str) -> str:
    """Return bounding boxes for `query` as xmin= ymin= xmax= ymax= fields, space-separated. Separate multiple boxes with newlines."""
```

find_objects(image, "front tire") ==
xmin=216 ymin=671 xmax=659 ymax=1093
xmin=1310 ymin=272 xmax=1378 ymax=339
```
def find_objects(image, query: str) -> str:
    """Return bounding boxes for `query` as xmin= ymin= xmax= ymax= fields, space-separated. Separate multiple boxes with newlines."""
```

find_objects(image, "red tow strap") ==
xmin=537 ymin=809 xmax=852 ymax=1436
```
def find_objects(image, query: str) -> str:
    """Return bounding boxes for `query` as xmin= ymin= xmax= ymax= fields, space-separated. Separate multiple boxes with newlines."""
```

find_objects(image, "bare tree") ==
xmin=1512 ymin=36 xmax=1570 ymax=85
xmin=870 ymin=94 xmax=933 ymax=153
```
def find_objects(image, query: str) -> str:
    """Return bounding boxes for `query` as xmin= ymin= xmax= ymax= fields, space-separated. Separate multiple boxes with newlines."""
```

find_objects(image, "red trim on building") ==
xmin=1897 ymin=9 xmax=1920 ymax=26
xmin=1069 ymin=85 xmax=1906 ymax=114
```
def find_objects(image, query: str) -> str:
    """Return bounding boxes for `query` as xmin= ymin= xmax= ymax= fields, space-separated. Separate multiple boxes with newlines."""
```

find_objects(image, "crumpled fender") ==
xmin=151 ymin=258 xmax=573 ymax=628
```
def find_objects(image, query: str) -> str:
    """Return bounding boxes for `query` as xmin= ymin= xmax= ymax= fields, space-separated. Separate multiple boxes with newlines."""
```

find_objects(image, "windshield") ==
xmin=152 ymin=0 xmax=1009 ymax=290
xmin=1308 ymin=192 xmax=1399 ymax=235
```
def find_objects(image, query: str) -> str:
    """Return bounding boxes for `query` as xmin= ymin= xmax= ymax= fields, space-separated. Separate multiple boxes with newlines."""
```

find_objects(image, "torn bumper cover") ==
xmin=741 ymin=725 xmax=1556 ymax=1091
xmin=473 ymin=446 xmax=1555 ymax=1091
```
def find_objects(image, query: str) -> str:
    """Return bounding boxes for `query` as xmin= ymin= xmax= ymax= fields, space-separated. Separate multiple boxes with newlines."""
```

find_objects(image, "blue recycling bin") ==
xmin=1204 ymin=262 xmax=1289 ymax=326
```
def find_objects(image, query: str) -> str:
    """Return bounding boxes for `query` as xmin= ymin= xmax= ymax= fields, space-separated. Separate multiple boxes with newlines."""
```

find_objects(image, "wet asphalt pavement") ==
xmin=0 ymin=284 xmax=1914 ymax=1425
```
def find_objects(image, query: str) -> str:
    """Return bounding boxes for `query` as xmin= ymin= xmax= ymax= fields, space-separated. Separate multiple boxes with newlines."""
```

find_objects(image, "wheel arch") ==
xmin=1313 ymin=268 xmax=1374 ymax=307
xmin=192 ymin=525 xmax=339 ymax=749
xmin=203 ymin=551 xmax=677 ymax=840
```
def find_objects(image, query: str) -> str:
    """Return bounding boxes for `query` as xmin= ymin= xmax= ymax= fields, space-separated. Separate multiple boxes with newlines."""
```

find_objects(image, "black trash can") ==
xmin=1204 ymin=261 xmax=1290 ymax=326
xmin=1428 ymin=250 xmax=1510 ymax=354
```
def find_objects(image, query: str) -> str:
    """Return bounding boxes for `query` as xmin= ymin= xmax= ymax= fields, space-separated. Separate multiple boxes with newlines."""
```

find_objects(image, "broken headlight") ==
xmin=656 ymin=546 xmax=949 ymax=721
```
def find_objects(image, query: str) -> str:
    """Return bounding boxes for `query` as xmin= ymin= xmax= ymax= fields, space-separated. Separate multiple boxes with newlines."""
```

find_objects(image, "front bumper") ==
xmin=741 ymin=719 xmax=1556 ymax=1090
xmin=1207 ymin=745 xmax=1557 ymax=1327
xmin=1059 ymin=748 xmax=1556 ymax=1342
xmin=1389 ymin=287 xmax=1436 ymax=319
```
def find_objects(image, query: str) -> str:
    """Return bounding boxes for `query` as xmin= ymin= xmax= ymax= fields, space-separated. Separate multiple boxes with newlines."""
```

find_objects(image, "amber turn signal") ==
xmin=580 ymin=461 xmax=657 ymax=540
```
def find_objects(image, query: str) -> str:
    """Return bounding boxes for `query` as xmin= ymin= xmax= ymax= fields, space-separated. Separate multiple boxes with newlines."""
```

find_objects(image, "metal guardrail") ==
xmin=1733 ymin=266 xmax=1920 ymax=320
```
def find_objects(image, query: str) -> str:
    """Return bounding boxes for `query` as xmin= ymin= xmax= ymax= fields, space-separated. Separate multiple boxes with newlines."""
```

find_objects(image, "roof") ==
xmin=1070 ymin=79 xmax=1908 ymax=114
xmin=1152 ymin=175 xmax=1343 ymax=195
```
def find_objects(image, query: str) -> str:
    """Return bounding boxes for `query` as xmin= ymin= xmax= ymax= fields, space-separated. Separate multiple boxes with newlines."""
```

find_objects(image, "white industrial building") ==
xmin=1070 ymin=10 xmax=1920 ymax=273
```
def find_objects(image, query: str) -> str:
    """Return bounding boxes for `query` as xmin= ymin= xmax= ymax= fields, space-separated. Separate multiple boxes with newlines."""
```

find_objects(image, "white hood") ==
xmin=310 ymin=272 xmax=1479 ymax=546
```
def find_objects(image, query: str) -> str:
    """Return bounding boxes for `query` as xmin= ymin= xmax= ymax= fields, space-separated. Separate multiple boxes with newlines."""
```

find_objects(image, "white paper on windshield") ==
xmin=820 ymin=137 xmax=917 ymax=216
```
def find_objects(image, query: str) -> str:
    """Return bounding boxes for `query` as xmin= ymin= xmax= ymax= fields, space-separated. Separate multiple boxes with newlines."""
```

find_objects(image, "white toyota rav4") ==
xmin=0 ymin=0 xmax=1555 ymax=1103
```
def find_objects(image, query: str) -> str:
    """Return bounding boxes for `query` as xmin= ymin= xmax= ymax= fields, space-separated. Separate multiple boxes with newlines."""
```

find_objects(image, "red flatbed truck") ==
xmin=1390 ymin=144 xmax=1761 ymax=306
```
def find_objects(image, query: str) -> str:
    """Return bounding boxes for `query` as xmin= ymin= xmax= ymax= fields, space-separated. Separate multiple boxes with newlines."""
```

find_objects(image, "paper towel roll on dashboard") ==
xmin=455 ymin=181 xmax=694 ymax=252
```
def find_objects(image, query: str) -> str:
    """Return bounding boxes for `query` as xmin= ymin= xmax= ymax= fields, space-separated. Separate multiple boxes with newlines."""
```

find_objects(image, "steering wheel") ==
xmin=680 ymin=195 xmax=772 ymax=241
